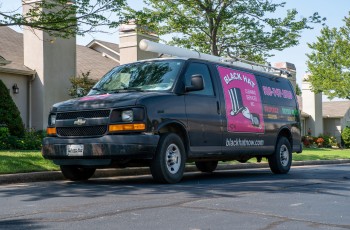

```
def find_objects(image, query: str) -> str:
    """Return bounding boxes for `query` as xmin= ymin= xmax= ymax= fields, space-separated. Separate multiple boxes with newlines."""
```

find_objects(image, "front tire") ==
xmin=150 ymin=133 xmax=186 ymax=183
xmin=268 ymin=137 xmax=292 ymax=174
xmin=60 ymin=166 xmax=96 ymax=181
xmin=195 ymin=161 xmax=218 ymax=173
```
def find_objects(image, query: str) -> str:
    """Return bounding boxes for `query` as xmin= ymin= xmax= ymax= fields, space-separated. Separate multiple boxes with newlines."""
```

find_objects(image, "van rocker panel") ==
xmin=42 ymin=134 xmax=159 ymax=161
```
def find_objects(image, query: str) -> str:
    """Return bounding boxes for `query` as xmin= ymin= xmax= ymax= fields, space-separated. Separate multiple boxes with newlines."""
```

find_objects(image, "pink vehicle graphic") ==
xmin=228 ymin=88 xmax=260 ymax=127
xmin=218 ymin=66 xmax=264 ymax=133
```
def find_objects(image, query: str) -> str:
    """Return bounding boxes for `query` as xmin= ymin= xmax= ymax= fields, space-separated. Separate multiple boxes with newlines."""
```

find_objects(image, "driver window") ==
xmin=184 ymin=63 xmax=214 ymax=96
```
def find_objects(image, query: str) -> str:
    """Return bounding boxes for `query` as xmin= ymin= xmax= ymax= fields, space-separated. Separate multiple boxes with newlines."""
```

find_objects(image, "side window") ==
xmin=184 ymin=63 xmax=214 ymax=96
xmin=258 ymin=75 xmax=296 ymax=107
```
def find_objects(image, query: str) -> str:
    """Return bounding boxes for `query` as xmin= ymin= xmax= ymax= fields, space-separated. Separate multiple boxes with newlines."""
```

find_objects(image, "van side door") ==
xmin=216 ymin=65 xmax=266 ymax=155
xmin=183 ymin=61 xmax=223 ymax=156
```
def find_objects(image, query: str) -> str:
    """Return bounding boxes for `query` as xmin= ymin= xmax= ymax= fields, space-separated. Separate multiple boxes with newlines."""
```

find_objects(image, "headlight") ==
xmin=121 ymin=110 xmax=133 ymax=122
xmin=49 ymin=114 xmax=56 ymax=126
xmin=110 ymin=108 xmax=144 ymax=123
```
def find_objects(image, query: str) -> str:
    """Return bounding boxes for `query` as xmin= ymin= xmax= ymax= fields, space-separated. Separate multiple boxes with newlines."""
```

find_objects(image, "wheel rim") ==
xmin=279 ymin=144 xmax=290 ymax=167
xmin=165 ymin=143 xmax=181 ymax=174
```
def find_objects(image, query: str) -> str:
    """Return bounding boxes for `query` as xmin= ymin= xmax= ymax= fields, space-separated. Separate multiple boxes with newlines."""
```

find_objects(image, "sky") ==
xmin=1 ymin=0 xmax=350 ymax=98
xmin=266 ymin=1 xmax=350 ymax=89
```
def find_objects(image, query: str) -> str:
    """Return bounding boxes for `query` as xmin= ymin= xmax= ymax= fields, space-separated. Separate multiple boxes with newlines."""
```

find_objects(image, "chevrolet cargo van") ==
xmin=42 ymin=57 xmax=302 ymax=183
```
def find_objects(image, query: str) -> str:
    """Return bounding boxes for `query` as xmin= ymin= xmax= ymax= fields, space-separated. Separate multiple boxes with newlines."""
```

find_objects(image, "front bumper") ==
xmin=42 ymin=134 xmax=159 ymax=166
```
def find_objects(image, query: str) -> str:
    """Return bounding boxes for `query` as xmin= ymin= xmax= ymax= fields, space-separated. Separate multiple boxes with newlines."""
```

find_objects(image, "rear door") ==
xmin=183 ymin=61 xmax=223 ymax=156
xmin=257 ymin=75 xmax=301 ymax=151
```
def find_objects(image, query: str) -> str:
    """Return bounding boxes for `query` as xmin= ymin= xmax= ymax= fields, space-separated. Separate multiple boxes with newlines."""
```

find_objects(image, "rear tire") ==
xmin=150 ymin=133 xmax=186 ymax=183
xmin=60 ymin=166 xmax=96 ymax=181
xmin=195 ymin=161 xmax=218 ymax=173
xmin=268 ymin=137 xmax=292 ymax=174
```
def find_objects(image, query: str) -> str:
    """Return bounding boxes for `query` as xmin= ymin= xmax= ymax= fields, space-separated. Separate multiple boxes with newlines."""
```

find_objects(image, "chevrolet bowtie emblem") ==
xmin=74 ymin=118 xmax=86 ymax=126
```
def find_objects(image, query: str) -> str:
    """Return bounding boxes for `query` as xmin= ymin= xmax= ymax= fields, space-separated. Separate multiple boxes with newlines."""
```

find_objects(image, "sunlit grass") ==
xmin=293 ymin=148 xmax=350 ymax=161
xmin=0 ymin=150 xmax=58 ymax=174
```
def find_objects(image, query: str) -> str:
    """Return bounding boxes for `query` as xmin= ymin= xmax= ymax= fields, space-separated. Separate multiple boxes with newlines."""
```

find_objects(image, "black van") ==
xmin=42 ymin=58 xmax=302 ymax=183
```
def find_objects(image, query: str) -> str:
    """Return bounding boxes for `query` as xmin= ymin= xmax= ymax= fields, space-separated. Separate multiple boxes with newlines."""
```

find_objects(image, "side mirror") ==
xmin=185 ymin=74 xmax=204 ymax=92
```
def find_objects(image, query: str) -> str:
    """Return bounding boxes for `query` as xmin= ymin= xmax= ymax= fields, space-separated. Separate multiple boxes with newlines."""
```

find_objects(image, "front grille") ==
xmin=57 ymin=125 xmax=107 ymax=137
xmin=56 ymin=110 xmax=110 ymax=120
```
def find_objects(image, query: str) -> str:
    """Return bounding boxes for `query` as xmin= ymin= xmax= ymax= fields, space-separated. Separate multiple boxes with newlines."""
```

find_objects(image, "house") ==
xmin=323 ymin=101 xmax=350 ymax=141
xmin=0 ymin=27 xmax=119 ymax=129
xmin=79 ymin=40 xmax=120 ymax=80
xmin=0 ymin=17 xmax=158 ymax=131
xmin=86 ymin=40 xmax=120 ymax=64
xmin=0 ymin=27 xmax=36 ymax=129
xmin=299 ymin=73 xmax=350 ymax=142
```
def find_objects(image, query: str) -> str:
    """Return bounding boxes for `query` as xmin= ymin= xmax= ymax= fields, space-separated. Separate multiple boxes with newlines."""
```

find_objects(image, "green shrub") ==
xmin=0 ymin=125 xmax=10 ymax=149
xmin=21 ymin=129 xmax=45 ymax=150
xmin=0 ymin=125 xmax=9 ymax=139
xmin=69 ymin=71 xmax=97 ymax=98
xmin=0 ymin=129 xmax=44 ymax=150
xmin=341 ymin=127 xmax=350 ymax=148
xmin=0 ymin=80 xmax=25 ymax=137
xmin=318 ymin=134 xmax=331 ymax=148
xmin=329 ymin=136 xmax=338 ymax=147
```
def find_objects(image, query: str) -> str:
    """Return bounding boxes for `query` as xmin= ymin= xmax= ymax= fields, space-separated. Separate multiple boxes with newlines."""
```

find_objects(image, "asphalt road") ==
xmin=0 ymin=164 xmax=349 ymax=230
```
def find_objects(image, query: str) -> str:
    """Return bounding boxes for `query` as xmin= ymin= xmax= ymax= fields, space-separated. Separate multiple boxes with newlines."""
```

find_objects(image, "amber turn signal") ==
xmin=46 ymin=127 xmax=57 ymax=135
xmin=109 ymin=123 xmax=146 ymax=132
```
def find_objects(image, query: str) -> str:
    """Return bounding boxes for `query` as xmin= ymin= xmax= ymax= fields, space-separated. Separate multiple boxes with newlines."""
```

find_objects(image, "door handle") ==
xmin=217 ymin=101 xmax=220 ymax=114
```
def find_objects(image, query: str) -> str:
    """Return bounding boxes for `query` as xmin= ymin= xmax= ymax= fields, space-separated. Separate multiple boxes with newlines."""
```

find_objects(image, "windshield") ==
xmin=88 ymin=60 xmax=184 ymax=95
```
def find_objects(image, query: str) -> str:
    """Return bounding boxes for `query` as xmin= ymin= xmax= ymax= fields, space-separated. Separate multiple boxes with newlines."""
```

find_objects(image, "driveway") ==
xmin=0 ymin=164 xmax=349 ymax=230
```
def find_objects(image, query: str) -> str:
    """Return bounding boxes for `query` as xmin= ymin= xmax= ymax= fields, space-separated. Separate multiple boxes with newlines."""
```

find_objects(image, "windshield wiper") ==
xmin=90 ymin=87 xmax=108 ymax=94
xmin=123 ymin=87 xmax=143 ymax=91
xmin=108 ymin=87 xmax=143 ymax=94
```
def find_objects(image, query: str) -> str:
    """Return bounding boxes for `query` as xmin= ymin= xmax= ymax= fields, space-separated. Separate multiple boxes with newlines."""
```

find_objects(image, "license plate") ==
xmin=66 ymin=145 xmax=84 ymax=156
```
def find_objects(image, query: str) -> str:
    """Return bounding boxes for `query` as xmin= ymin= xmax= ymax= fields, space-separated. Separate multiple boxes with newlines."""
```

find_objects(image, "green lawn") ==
xmin=0 ymin=148 xmax=349 ymax=175
xmin=293 ymin=148 xmax=350 ymax=161
xmin=0 ymin=150 xmax=58 ymax=174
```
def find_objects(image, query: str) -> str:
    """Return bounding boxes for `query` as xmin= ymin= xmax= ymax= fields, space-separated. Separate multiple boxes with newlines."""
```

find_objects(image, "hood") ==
xmin=52 ymin=92 xmax=149 ymax=112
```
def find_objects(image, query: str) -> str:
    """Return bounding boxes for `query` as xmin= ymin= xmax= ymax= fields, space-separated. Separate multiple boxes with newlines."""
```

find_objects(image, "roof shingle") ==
xmin=323 ymin=101 xmax=350 ymax=118
xmin=0 ymin=27 xmax=32 ymax=72
xmin=94 ymin=39 xmax=119 ymax=53
xmin=0 ymin=27 xmax=118 ymax=79
xmin=76 ymin=45 xmax=117 ymax=80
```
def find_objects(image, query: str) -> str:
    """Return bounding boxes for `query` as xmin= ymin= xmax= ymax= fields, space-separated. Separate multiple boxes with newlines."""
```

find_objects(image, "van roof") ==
xmin=133 ymin=57 xmax=292 ymax=80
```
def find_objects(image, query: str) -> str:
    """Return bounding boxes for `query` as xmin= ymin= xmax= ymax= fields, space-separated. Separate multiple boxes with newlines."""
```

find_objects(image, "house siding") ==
xmin=323 ymin=118 xmax=341 ymax=141
xmin=0 ymin=72 xmax=29 ymax=128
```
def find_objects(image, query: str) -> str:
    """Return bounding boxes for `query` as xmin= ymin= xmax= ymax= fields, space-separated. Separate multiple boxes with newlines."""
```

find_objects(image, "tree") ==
xmin=0 ymin=0 xmax=127 ymax=38
xmin=0 ymin=80 xmax=25 ymax=137
xmin=341 ymin=126 xmax=350 ymax=148
xmin=306 ymin=14 xmax=350 ymax=100
xmin=126 ymin=0 xmax=325 ymax=62
xmin=295 ymin=83 xmax=301 ymax=96
xmin=69 ymin=71 xmax=97 ymax=98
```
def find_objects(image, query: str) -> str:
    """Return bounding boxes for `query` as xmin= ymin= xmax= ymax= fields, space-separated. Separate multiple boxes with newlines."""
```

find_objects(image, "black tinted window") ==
xmin=258 ymin=75 xmax=296 ymax=107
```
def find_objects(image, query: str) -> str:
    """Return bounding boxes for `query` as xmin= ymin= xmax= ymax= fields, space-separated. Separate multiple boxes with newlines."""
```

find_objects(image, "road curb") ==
xmin=1 ymin=160 xmax=350 ymax=185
